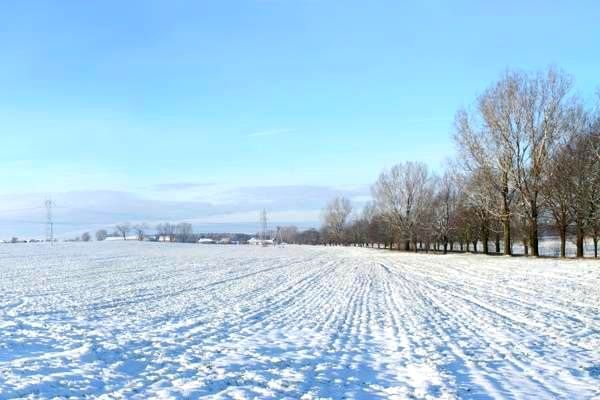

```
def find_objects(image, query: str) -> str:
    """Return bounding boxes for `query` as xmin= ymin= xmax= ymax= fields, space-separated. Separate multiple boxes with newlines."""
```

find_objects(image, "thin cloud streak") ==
xmin=151 ymin=182 xmax=215 ymax=191
xmin=247 ymin=128 xmax=295 ymax=138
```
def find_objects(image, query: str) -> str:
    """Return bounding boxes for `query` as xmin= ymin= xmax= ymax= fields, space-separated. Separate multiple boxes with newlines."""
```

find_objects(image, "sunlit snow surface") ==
xmin=0 ymin=242 xmax=598 ymax=399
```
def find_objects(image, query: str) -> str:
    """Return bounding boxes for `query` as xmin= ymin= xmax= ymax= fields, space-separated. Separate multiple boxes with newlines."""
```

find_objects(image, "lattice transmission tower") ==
xmin=259 ymin=209 xmax=269 ymax=241
xmin=45 ymin=199 xmax=54 ymax=244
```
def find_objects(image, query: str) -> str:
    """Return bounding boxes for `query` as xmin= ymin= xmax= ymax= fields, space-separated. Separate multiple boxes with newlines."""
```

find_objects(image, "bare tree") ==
xmin=156 ymin=223 xmax=175 ymax=242
xmin=115 ymin=223 xmax=131 ymax=240
xmin=590 ymin=200 xmax=600 ymax=258
xmin=81 ymin=232 xmax=91 ymax=242
xmin=295 ymin=228 xmax=321 ymax=245
xmin=454 ymin=201 xmax=482 ymax=253
xmin=432 ymin=171 xmax=460 ymax=254
xmin=346 ymin=213 xmax=369 ymax=247
xmin=541 ymin=99 xmax=589 ymax=258
xmin=361 ymin=202 xmax=383 ymax=248
xmin=95 ymin=229 xmax=108 ymax=241
xmin=175 ymin=222 xmax=193 ymax=243
xmin=277 ymin=226 xmax=298 ymax=244
xmin=543 ymin=149 xmax=573 ymax=258
xmin=505 ymin=68 xmax=573 ymax=257
xmin=593 ymin=89 xmax=600 ymax=161
xmin=464 ymin=168 xmax=498 ymax=254
xmin=564 ymin=130 xmax=599 ymax=257
xmin=589 ymin=104 xmax=600 ymax=257
xmin=133 ymin=223 xmax=148 ymax=241
xmin=455 ymin=101 xmax=516 ymax=255
xmin=359 ymin=202 xmax=393 ymax=249
xmin=372 ymin=161 xmax=432 ymax=251
xmin=321 ymin=197 xmax=352 ymax=245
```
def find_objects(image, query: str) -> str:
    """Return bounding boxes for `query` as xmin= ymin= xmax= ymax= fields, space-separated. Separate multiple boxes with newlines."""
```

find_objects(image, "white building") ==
xmin=105 ymin=235 xmax=138 ymax=241
xmin=248 ymin=238 xmax=274 ymax=246
xmin=198 ymin=238 xmax=215 ymax=244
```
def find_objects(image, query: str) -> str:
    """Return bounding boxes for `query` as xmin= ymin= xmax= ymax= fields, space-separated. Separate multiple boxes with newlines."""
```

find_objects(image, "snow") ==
xmin=0 ymin=242 xmax=598 ymax=399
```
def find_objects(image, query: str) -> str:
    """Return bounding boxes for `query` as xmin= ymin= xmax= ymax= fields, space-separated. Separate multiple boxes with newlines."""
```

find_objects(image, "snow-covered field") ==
xmin=0 ymin=243 xmax=598 ymax=399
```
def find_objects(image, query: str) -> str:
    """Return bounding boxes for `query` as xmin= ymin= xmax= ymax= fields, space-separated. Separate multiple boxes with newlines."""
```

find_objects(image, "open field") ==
xmin=0 ymin=242 xmax=598 ymax=399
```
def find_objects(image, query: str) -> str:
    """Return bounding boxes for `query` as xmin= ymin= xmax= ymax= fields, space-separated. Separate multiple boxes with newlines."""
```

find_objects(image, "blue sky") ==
xmin=1 ymin=1 xmax=599 ymax=237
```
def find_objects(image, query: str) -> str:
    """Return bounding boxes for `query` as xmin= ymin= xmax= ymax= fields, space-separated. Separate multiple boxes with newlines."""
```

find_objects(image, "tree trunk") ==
xmin=482 ymin=229 xmax=489 ymax=255
xmin=501 ymin=183 xmax=512 ymax=255
xmin=404 ymin=240 xmax=410 ymax=251
xmin=523 ymin=237 xmax=529 ymax=256
xmin=502 ymin=216 xmax=512 ymax=255
xmin=576 ymin=224 xmax=584 ymax=258
xmin=559 ymin=226 xmax=567 ymax=258
xmin=594 ymin=238 xmax=598 ymax=258
xmin=495 ymin=234 xmax=500 ymax=254
xmin=528 ymin=211 xmax=539 ymax=257
xmin=472 ymin=240 xmax=478 ymax=253
xmin=443 ymin=241 xmax=448 ymax=255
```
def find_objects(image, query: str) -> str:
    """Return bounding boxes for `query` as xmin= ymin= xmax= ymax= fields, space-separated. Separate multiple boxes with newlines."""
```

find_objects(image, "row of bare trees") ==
xmin=93 ymin=222 xmax=195 ymax=243
xmin=155 ymin=222 xmax=194 ymax=242
xmin=320 ymin=67 xmax=600 ymax=258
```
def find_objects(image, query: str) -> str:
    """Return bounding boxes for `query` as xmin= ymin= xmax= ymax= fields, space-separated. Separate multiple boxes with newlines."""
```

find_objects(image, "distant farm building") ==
xmin=248 ymin=237 xmax=274 ymax=246
xmin=105 ymin=235 xmax=138 ymax=241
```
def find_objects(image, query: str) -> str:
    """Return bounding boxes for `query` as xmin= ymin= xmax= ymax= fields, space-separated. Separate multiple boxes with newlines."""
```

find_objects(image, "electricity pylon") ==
xmin=260 ymin=209 xmax=268 ymax=241
xmin=45 ymin=199 xmax=54 ymax=244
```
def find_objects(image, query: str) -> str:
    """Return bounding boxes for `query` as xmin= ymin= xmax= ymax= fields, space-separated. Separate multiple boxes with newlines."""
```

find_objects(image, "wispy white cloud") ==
xmin=247 ymin=128 xmax=295 ymax=138
xmin=151 ymin=182 xmax=215 ymax=191
xmin=187 ymin=209 xmax=321 ymax=224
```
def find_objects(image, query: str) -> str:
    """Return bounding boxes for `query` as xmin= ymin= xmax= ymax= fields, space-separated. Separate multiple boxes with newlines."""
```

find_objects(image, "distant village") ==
xmin=0 ymin=222 xmax=319 ymax=246
xmin=0 ymin=232 xmax=271 ymax=246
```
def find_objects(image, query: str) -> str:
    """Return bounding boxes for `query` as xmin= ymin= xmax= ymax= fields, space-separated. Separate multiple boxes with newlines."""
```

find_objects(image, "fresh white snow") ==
xmin=0 ymin=242 xmax=598 ymax=399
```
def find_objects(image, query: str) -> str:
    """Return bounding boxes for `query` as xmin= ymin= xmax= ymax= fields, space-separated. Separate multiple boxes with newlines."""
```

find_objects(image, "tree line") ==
xmin=317 ymin=67 xmax=599 ymax=258
xmin=90 ymin=222 xmax=252 ymax=244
